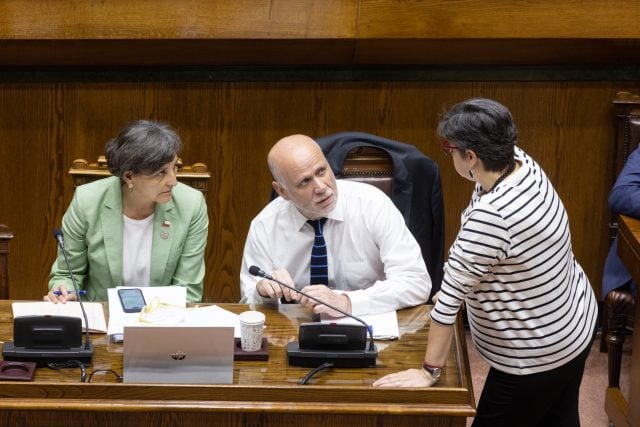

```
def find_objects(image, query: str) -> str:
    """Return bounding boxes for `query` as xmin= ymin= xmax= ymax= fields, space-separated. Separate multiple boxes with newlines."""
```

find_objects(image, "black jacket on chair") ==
xmin=315 ymin=131 xmax=445 ymax=301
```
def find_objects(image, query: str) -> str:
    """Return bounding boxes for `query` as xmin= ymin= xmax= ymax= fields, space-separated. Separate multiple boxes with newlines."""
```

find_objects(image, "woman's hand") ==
xmin=431 ymin=291 xmax=441 ymax=304
xmin=372 ymin=368 xmax=438 ymax=388
xmin=43 ymin=285 xmax=78 ymax=304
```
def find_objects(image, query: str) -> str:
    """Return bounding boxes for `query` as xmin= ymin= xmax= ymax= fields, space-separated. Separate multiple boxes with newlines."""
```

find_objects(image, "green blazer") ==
xmin=48 ymin=176 xmax=208 ymax=302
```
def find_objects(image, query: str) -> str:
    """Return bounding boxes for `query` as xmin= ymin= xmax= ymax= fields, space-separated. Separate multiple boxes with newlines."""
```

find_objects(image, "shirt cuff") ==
xmin=339 ymin=289 xmax=367 ymax=316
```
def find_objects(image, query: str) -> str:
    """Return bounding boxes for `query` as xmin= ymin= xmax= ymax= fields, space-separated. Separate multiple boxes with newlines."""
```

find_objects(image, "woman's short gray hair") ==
xmin=105 ymin=120 xmax=183 ymax=179
xmin=437 ymin=98 xmax=517 ymax=172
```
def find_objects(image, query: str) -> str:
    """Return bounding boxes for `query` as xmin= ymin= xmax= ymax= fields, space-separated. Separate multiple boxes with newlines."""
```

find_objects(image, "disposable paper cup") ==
xmin=239 ymin=310 xmax=265 ymax=352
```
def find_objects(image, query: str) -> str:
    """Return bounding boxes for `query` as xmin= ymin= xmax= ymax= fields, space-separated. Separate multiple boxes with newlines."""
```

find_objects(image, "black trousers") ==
xmin=472 ymin=332 xmax=595 ymax=427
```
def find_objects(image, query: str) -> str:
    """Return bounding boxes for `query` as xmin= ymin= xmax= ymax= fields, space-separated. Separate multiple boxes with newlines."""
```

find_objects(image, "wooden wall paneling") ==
xmin=1 ymin=82 xmax=638 ymax=302
xmin=3 ymin=1 xmax=640 ymax=66
xmin=0 ymin=0 xmax=358 ymax=39
xmin=354 ymin=1 xmax=640 ymax=65
xmin=0 ymin=84 xmax=65 ymax=299
xmin=0 ymin=39 xmax=361 ymax=67
xmin=357 ymin=0 xmax=640 ymax=38
xmin=0 ymin=0 xmax=359 ymax=66
xmin=353 ymin=39 xmax=640 ymax=66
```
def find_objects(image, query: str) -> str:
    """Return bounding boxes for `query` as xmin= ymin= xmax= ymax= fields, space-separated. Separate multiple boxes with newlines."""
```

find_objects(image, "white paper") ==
xmin=12 ymin=301 xmax=108 ymax=333
xmin=183 ymin=305 xmax=241 ymax=338
xmin=107 ymin=286 xmax=187 ymax=340
xmin=320 ymin=310 xmax=400 ymax=340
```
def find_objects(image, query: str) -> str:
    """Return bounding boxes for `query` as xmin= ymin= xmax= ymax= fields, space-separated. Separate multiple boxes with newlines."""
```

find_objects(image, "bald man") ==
xmin=239 ymin=135 xmax=431 ymax=317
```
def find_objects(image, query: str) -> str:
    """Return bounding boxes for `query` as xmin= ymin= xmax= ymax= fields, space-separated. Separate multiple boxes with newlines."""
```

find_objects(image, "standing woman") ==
xmin=374 ymin=98 xmax=597 ymax=427
xmin=45 ymin=120 xmax=208 ymax=303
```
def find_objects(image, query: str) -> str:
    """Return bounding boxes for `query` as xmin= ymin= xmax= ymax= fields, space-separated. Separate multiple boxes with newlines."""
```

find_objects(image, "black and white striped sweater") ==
xmin=431 ymin=147 xmax=597 ymax=375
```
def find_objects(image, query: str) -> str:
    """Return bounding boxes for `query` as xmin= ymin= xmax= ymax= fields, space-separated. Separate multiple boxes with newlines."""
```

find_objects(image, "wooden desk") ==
xmin=605 ymin=215 xmax=640 ymax=427
xmin=0 ymin=302 xmax=475 ymax=426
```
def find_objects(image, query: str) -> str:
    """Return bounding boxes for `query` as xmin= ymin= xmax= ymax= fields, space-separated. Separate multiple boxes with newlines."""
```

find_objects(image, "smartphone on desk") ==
xmin=118 ymin=288 xmax=146 ymax=313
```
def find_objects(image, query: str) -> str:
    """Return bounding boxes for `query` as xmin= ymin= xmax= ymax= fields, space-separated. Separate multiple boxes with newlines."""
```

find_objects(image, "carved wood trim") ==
xmin=0 ymin=224 xmax=13 ymax=300
xmin=69 ymin=156 xmax=211 ymax=193
xmin=339 ymin=146 xmax=393 ymax=196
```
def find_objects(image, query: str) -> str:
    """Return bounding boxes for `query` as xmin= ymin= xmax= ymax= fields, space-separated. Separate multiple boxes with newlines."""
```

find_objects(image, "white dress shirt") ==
xmin=240 ymin=180 xmax=431 ymax=316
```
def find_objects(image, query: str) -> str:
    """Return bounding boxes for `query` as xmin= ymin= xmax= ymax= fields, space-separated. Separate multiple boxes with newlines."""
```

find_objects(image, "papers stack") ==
xmin=321 ymin=310 xmax=400 ymax=340
xmin=11 ymin=301 xmax=107 ymax=333
xmin=107 ymin=286 xmax=240 ymax=341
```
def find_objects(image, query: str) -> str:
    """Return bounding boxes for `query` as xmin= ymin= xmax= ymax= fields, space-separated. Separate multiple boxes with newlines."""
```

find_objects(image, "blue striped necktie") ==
xmin=308 ymin=218 xmax=328 ymax=285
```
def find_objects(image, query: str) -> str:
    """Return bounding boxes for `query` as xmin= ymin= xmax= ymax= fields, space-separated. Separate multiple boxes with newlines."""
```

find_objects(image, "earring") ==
xmin=468 ymin=169 xmax=474 ymax=179
xmin=129 ymin=185 xmax=134 ymax=192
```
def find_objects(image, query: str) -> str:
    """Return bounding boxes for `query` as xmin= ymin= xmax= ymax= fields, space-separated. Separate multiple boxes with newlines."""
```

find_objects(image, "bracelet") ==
xmin=421 ymin=361 xmax=444 ymax=381
xmin=422 ymin=362 xmax=445 ymax=372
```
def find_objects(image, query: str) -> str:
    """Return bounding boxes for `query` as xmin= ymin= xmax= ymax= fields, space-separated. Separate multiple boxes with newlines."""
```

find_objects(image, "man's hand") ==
xmin=298 ymin=285 xmax=351 ymax=317
xmin=372 ymin=368 xmax=437 ymax=388
xmin=255 ymin=268 xmax=298 ymax=301
xmin=43 ymin=285 xmax=78 ymax=304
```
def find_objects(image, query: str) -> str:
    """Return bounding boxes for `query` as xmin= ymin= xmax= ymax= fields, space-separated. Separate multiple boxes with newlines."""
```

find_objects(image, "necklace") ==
xmin=488 ymin=160 xmax=515 ymax=192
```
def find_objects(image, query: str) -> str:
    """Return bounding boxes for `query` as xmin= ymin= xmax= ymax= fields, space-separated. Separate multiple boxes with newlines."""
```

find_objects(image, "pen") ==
xmin=53 ymin=290 xmax=87 ymax=296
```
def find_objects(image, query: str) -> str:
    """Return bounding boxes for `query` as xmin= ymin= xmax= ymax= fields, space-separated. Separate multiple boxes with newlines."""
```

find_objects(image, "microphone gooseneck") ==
xmin=53 ymin=228 xmax=92 ymax=351
xmin=249 ymin=265 xmax=375 ymax=352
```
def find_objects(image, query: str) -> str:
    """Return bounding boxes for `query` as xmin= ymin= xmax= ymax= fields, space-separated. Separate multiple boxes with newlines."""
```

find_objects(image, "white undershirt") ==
xmin=122 ymin=213 xmax=154 ymax=287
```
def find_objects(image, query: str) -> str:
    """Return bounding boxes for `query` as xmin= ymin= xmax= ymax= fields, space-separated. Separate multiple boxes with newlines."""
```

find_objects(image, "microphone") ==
xmin=249 ymin=265 xmax=375 ymax=353
xmin=2 ymin=229 xmax=94 ymax=366
xmin=52 ymin=228 xmax=92 ymax=353
xmin=53 ymin=228 xmax=65 ymax=249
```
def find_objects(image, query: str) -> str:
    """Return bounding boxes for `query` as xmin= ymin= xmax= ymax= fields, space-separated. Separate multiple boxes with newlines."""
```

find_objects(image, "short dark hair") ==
xmin=105 ymin=120 xmax=183 ymax=179
xmin=437 ymin=98 xmax=517 ymax=172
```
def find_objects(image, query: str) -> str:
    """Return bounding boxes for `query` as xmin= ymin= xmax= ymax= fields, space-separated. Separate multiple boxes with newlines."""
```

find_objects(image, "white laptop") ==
xmin=123 ymin=325 xmax=234 ymax=384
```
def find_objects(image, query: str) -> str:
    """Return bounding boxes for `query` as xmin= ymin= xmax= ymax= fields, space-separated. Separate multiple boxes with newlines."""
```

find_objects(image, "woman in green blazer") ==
xmin=45 ymin=120 xmax=208 ymax=303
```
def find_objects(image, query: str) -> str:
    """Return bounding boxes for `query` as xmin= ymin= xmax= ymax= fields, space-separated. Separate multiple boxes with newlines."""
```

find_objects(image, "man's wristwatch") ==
xmin=421 ymin=362 xmax=443 ymax=380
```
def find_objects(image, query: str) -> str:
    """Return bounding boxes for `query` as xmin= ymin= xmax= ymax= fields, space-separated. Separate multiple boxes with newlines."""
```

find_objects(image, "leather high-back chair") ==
xmin=0 ymin=224 xmax=13 ymax=299
xmin=69 ymin=156 xmax=211 ymax=193
xmin=339 ymin=146 xmax=394 ymax=196
xmin=603 ymin=91 xmax=638 ymax=388
xmin=316 ymin=131 xmax=445 ymax=302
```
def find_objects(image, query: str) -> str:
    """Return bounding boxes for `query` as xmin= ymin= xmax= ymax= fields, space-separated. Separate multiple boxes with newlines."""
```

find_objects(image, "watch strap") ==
xmin=422 ymin=362 xmax=444 ymax=371
xmin=421 ymin=362 xmax=444 ymax=379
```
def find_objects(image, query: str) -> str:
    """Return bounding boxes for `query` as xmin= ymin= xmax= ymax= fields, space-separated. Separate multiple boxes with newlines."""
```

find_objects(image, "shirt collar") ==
xmin=287 ymin=182 xmax=345 ymax=231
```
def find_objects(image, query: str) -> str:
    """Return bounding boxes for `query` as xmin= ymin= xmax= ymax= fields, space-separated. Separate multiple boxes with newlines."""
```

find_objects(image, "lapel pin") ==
xmin=162 ymin=220 xmax=171 ymax=228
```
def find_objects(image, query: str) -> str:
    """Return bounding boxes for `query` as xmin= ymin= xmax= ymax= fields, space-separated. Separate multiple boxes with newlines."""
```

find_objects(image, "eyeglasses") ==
xmin=441 ymin=141 xmax=461 ymax=155
xmin=138 ymin=297 xmax=186 ymax=325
